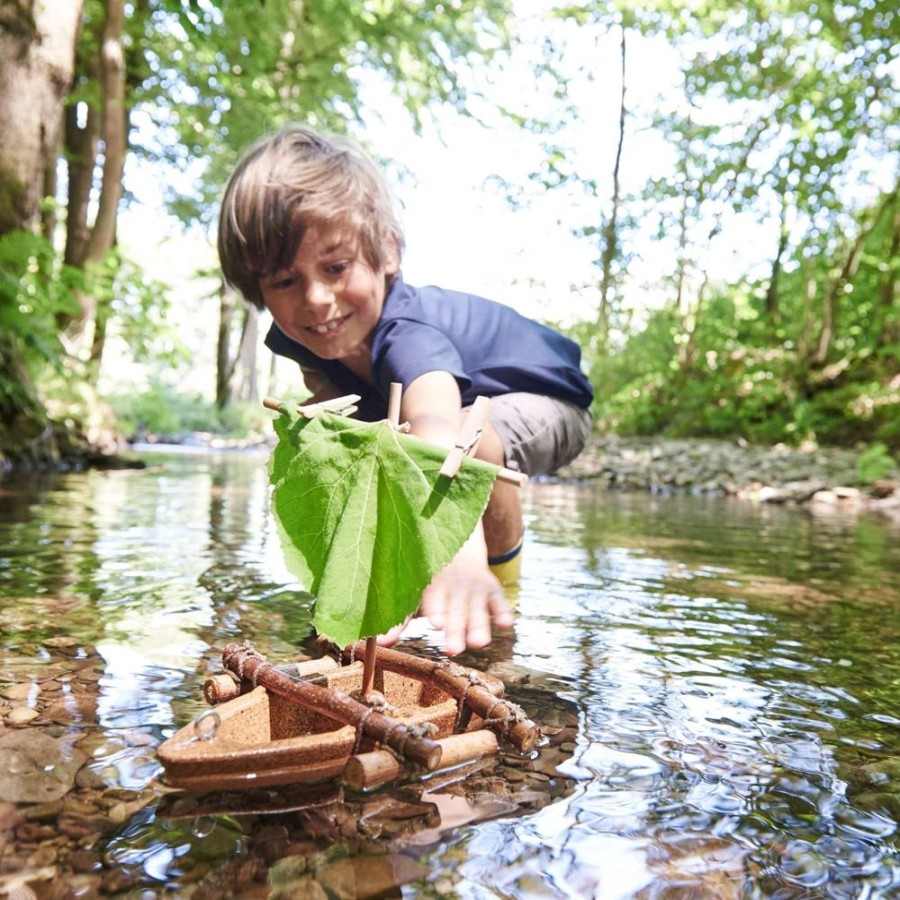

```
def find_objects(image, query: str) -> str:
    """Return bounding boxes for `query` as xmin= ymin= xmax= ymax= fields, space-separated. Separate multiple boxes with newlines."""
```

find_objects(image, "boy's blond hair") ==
xmin=218 ymin=125 xmax=405 ymax=308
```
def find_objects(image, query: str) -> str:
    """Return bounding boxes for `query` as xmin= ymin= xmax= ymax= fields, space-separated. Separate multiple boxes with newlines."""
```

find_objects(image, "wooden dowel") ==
xmin=341 ymin=642 xmax=540 ymax=752
xmin=222 ymin=643 xmax=442 ymax=769
xmin=387 ymin=382 xmax=402 ymax=428
xmin=343 ymin=730 xmax=499 ymax=791
xmin=204 ymin=656 xmax=340 ymax=705
xmin=361 ymin=636 xmax=378 ymax=698
xmin=497 ymin=467 xmax=528 ymax=487
xmin=362 ymin=381 xmax=406 ymax=697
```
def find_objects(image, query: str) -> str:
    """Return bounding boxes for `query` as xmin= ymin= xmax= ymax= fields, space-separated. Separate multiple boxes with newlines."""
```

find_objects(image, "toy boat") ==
xmin=157 ymin=641 xmax=539 ymax=792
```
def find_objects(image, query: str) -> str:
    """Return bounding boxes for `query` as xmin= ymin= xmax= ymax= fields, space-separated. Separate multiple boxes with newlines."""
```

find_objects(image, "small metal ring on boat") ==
xmin=194 ymin=708 xmax=221 ymax=742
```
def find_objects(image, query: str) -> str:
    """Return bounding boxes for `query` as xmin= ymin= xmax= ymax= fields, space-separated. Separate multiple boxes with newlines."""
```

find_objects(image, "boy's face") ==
xmin=259 ymin=222 xmax=399 ymax=373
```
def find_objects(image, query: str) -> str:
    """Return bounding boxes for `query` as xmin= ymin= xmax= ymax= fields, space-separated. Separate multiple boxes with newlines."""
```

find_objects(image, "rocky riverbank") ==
xmin=555 ymin=434 xmax=900 ymax=518
xmin=129 ymin=430 xmax=900 ymax=519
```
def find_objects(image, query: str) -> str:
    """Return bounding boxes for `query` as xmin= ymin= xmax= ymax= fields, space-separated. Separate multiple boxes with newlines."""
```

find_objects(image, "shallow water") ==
xmin=1 ymin=449 xmax=898 ymax=897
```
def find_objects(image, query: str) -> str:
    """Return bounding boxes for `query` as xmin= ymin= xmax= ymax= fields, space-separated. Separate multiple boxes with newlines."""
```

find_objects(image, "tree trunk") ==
xmin=84 ymin=0 xmax=125 ymax=266
xmin=597 ymin=27 xmax=626 ymax=350
xmin=216 ymin=283 xmax=238 ymax=410
xmin=233 ymin=304 xmax=260 ymax=403
xmin=0 ymin=0 xmax=83 ymax=236
xmin=63 ymin=96 xmax=100 ymax=269
xmin=764 ymin=198 xmax=788 ymax=331
xmin=812 ymin=186 xmax=899 ymax=365
xmin=0 ymin=0 xmax=84 ymax=469
xmin=879 ymin=207 xmax=899 ymax=348
xmin=59 ymin=0 xmax=127 ymax=375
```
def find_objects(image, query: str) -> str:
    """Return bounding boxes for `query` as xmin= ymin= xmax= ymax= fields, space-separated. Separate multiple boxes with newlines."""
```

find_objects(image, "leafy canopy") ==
xmin=269 ymin=409 xmax=498 ymax=644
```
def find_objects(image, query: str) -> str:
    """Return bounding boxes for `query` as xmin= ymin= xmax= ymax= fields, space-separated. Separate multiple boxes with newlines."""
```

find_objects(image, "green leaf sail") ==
xmin=269 ymin=410 xmax=498 ymax=644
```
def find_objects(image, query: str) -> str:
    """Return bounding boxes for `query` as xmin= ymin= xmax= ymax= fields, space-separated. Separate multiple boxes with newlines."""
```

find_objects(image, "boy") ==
xmin=218 ymin=124 xmax=593 ymax=655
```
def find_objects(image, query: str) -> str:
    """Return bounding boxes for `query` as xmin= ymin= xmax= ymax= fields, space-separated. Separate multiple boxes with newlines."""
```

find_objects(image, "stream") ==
xmin=1 ymin=447 xmax=898 ymax=897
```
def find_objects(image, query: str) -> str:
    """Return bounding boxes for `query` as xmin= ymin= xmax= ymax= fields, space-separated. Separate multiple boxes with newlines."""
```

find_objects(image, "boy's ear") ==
xmin=384 ymin=237 xmax=401 ymax=275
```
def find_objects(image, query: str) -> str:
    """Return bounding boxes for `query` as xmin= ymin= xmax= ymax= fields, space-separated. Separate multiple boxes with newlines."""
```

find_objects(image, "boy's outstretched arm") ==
xmin=394 ymin=371 xmax=515 ymax=655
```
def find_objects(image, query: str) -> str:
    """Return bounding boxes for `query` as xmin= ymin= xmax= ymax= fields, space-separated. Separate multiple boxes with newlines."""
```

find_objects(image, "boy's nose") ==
xmin=304 ymin=279 xmax=331 ymax=308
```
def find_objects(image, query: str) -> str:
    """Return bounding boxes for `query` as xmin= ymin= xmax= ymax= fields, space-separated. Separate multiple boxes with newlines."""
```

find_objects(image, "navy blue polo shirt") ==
xmin=264 ymin=274 xmax=594 ymax=422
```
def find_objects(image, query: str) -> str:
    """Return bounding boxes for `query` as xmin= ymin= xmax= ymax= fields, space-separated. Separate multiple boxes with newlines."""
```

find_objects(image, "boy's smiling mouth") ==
xmin=307 ymin=313 xmax=351 ymax=335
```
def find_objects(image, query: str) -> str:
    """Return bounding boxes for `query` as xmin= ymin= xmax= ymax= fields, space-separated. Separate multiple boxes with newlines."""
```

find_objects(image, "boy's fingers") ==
xmin=463 ymin=596 xmax=493 ymax=652
xmin=420 ymin=585 xmax=448 ymax=629
xmin=447 ymin=586 xmax=504 ymax=655
xmin=376 ymin=619 xmax=407 ymax=647
xmin=420 ymin=572 xmax=513 ymax=655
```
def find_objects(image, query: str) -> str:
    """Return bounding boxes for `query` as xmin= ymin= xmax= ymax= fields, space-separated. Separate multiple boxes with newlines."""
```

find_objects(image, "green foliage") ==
xmin=269 ymin=410 xmax=498 ymax=643
xmin=0 ymin=231 xmax=81 ymax=371
xmin=856 ymin=443 xmax=897 ymax=485
xmin=90 ymin=251 xmax=187 ymax=368
xmin=107 ymin=383 xmax=222 ymax=437
xmin=584 ymin=267 xmax=900 ymax=451
xmin=129 ymin=0 xmax=514 ymax=228
xmin=105 ymin=383 xmax=291 ymax=441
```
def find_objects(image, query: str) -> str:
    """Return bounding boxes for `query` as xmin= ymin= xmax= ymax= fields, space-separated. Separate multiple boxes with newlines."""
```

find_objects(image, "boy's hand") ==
xmin=379 ymin=369 xmax=515 ymax=654
xmin=376 ymin=552 xmax=514 ymax=655
xmin=419 ymin=554 xmax=514 ymax=655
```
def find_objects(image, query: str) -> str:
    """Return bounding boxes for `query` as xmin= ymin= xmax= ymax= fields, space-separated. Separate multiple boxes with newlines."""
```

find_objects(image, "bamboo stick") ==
xmin=341 ymin=642 xmax=540 ymax=752
xmin=343 ymin=730 xmax=499 ymax=791
xmin=221 ymin=643 xmax=442 ymax=770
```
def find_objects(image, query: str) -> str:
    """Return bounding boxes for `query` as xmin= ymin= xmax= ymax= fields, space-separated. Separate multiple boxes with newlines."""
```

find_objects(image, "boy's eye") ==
xmin=269 ymin=274 xmax=297 ymax=290
xmin=325 ymin=260 xmax=350 ymax=276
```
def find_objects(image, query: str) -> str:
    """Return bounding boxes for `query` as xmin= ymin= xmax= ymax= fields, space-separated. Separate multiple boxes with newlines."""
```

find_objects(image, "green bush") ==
xmin=107 ymin=383 xmax=220 ymax=438
xmin=856 ymin=442 xmax=897 ymax=484
xmin=105 ymin=383 xmax=276 ymax=442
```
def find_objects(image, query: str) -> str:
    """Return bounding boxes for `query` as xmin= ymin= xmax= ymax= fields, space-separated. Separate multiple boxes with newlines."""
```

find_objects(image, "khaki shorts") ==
xmin=480 ymin=393 xmax=593 ymax=476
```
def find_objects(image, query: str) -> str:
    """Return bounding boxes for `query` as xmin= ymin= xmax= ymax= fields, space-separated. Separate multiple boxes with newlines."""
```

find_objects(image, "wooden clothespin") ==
xmin=263 ymin=395 xmax=361 ymax=418
xmin=440 ymin=396 xmax=491 ymax=479
xmin=298 ymin=394 xmax=360 ymax=418
xmin=438 ymin=395 xmax=528 ymax=488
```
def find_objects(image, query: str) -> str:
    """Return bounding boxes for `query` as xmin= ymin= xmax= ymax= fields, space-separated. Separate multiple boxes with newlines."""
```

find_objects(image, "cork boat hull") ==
xmin=157 ymin=658 xmax=479 ymax=791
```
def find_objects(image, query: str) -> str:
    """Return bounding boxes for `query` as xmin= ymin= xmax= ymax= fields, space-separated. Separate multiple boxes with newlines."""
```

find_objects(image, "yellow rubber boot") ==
xmin=488 ymin=538 xmax=523 ymax=586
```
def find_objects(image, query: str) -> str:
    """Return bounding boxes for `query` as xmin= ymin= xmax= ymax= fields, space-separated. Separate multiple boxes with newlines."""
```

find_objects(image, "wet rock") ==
xmin=68 ymin=848 xmax=102 ymax=873
xmin=6 ymin=707 xmax=39 ymax=725
xmin=22 ymin=800 xmax=64 ymax=822
xmin=26 ymin=844 xmax=59 ymax=867
xmin=75 ymin=767 xmax=107 ymax=790
xmin=63 ymin=796 xmax=101 ymax=818
xmin=0 ymin=867 xmax=58 ymax=895
xmin=39 ymin=690 xmax=99 ymax=724
xmin=0 ymin=801 xmax=23 ymax=833
xmin=0 ymin=732 xmax=87 ymax=804
xmin=15 ymin=821 xmax=57 ymax=841
xmin=2 ymin=683 xmax=39 ymax=702
xmin=752 ymin=480 xmax=827 ymax=504
xmin=107 ymin=795 xmax=153 ymax=824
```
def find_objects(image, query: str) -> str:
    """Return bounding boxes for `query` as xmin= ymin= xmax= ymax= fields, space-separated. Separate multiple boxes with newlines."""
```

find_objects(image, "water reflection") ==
xmin=0 ymin=453 xmax=898 ymax=896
